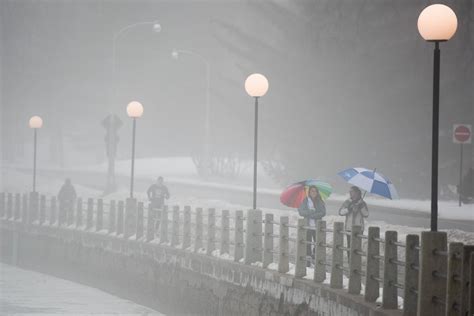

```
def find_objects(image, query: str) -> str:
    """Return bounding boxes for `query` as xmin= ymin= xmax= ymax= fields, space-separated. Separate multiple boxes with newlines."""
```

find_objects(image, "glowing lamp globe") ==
xmin=127 ymin=101 xmax=144 ymax=118
xmin=417 ymin=4 xmax=457 ymax=41
xmin=245 ymin=73 xmax=269 ymax=97
xmin=171 ymin=49 xmax=179 ymax=59
xmin=29 ymin=116 xmax=43 ymax=129
xmin=153 ymin=23 xmax=161 ymax=33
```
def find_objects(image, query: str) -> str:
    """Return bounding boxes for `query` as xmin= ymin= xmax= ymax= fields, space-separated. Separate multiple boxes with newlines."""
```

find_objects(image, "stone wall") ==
xmin=0 ymin=222 xmax=400 ymax=316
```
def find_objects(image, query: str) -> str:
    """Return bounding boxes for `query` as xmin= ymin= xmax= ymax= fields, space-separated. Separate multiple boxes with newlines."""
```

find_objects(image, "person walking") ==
xmin=338 ymin=186 xmax=369 ymax=260
xmin=298 ymin=185 xmax=326 ymax=266
xmin=58 ymin=178 xmax=77 ymax=226
xmin=147 ymin=176 xmax=170 ymax=234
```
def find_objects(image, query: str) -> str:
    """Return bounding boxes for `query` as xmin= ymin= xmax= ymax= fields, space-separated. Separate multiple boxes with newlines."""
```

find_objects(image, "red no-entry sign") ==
xmin=453 ymin=124 xmax=472 ymax=144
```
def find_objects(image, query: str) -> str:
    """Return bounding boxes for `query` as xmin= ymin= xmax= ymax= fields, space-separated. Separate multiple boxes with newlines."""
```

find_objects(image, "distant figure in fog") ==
xmin=147 ymin=176 xmax=170 ymax=210
xmin=339 ymin=186 xmax=369 ymax=255
xmin=58 ymin=179 xmax=77 ymax=225
xmin=298 ymin=185 xmax=326 ymax=266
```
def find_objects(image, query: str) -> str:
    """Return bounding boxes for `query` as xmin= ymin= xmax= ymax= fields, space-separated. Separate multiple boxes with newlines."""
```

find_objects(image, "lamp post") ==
xmin=172 ymin=49 xmax=211 ymax=175
xmin=112 ymin=21 xmax=161 ymax=103
xmin=245 ymin=73 xmax=269 ymax=209
xmin=29 ymin=116 xmax=43 ymax=193
xmin=417 ymin=4 xmax=457 ymax=231
xmin=126 ymin=101 xmax=144 ymax=199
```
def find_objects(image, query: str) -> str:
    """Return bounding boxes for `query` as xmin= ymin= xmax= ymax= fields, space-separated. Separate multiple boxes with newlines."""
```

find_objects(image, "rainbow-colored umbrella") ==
xmin=280 ymin=180 xmax=332 ymax=208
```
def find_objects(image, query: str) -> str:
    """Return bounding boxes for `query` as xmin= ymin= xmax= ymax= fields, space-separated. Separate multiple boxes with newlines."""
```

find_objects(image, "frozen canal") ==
xmin=0 ymin=263 xmax=164 ymax=315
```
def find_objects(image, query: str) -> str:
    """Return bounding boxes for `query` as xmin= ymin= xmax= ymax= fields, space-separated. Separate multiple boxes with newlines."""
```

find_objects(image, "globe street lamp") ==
xmin=105 ymin=21 xmax=160 ymax=193
xmin=417 ymin=4 xmax=457 ymax=231
xmin=126 ymin=101 xmax=144 ymax=198
xmin=245 ymin=73 xmax=269 ymax=209
xmin=29 ymin=116 xmax=43 ymax=193
xmin=172 ymin=49 xmax=212 ymax=175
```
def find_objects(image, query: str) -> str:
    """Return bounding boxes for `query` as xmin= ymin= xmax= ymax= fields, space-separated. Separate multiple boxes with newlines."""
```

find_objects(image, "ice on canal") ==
xmin=0 ymin=263 xmax=163 ymax=315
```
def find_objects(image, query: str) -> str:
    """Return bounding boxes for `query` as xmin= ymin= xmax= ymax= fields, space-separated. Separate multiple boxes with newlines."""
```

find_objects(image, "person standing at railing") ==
xmin=298 ymin=185 xmax=326 ymax=266
xmin=57 ymin=178 xmax=77 ymax=225
xmin=338 ymin=186 xmax=369 ymax=257
xmin=147 ymin=176 xmax=170 ymax=232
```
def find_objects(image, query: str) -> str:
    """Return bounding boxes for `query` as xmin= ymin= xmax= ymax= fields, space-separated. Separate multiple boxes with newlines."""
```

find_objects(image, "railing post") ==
xmin=0 ymin=192 xmax=4 ymax=218
xmin=278 ymin=216 xmax=289 ymax=273
xmin=39 ymin=195 xmax=46 ymax=225
xmin=108 ymin=200 xmax=116 ymax=234
xmin=171 ymin=205 xmax=180 ymax=247
xmin=66 ymin=197 xmax=74 ymax=226
xmin=348 ymin=225 xmax=362 ymax=294
xmin=330 ymin=222 xmax=344 ymax=289
xmin=182 ymin=206 xmax=191 ymax=249
xmin=96 ymin=199 xmax=103 ymax=232
xmin=417 ymin=231 xmax=447 ymax=316
xmin=234 ymin=210 xmax=244 ymax=262
xmin=146 ymin=203 xmax=155 ymax=242
xmin=117 ymin=201 xmax=124 ymax=236
xmin=468 ymin=252 xmax=474 ymax=316
xmin=383 ymin=230 xmax=398 ymax=309
xmin=194 ymin=207 xmax=203 ymax=252
xmin=50 ymin=197 xmax=57 ymax=226
xmin=245 ymin=210 xmax=255 ymax=264
xmin=314 ymin=220 xmax=326 ymax=282
xmin=207 ymin=208 xmax=216 ymax=255
xmin=446 ymin=242 xmax=463 ymax=316
xmin=124 ymin=198 xmax=137 ymax=239
xmin=86 ymin=198 xmax=94 ymax=230
xmin=29 ymin=192 xmax=39 ymax=224
xmin=12 ymin=193 xmax=21 ymax=220
xmin=403 ymin=234 xmax=419 ymax=316
xmin=136 ymin=202 xmax=144 ymax=240
xmin=462 ymin=246 xmax=474 ymax=316
xmin=365 ymin=226 xmax=380 ymax=302
xmin=263 ymin=213 xmax=274 ymax=268
xmin=295 ymin=218 xmax=307 ymax=278
xmin=21 ymin=193 xmax=28 ymax=224
xmin=220 ymin=210 xmax=230 ymax=255
xmin=76 ymin=198 xmax=83 ymax=228
xmin=160 ymin=205 xmax=169 ymax=244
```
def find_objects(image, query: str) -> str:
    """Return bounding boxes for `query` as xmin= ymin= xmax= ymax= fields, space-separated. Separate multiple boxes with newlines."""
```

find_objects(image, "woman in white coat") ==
xmin=338 ymin=186 xmax=369 ymax=252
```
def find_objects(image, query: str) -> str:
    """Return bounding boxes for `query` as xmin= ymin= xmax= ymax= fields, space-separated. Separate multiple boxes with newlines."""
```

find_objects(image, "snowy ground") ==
xmin=0 ymin=263 xmax=164 ymax=315
xmin=70 ymin=157 xmax=474 ymax=221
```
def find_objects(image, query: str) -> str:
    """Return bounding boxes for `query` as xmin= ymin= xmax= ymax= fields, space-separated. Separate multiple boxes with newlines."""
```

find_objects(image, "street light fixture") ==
xmin=29 ymin=116 xmax=43 ymax=193
xmin=417 ymin=4 xmax=457 ymax=231
xmin=172 ymin=48 xmax=212 ymax=175
xmin=245 ymin=73 xmax=269 ymax=209
xmin=126 ymin=101 xmax=144 ymax=198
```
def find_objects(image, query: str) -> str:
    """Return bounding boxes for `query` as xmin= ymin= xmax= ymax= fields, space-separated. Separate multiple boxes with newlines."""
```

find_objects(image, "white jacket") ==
xmin=338 ymin=199 xmax=369 ymax=232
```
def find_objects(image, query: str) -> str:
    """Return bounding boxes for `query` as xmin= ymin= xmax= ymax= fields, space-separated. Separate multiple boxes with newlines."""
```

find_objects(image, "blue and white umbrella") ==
xmin=338 ymin=167 xmax=399 ymax=200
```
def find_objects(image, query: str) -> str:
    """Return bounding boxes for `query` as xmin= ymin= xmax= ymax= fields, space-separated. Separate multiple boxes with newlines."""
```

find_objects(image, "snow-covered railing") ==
xmin=0 ymin=192 xmax=473 ymax=316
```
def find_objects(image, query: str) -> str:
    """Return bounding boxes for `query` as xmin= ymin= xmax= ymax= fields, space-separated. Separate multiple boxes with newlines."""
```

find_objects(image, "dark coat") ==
xmin=298 ymin=197 xmax=326 ymax=220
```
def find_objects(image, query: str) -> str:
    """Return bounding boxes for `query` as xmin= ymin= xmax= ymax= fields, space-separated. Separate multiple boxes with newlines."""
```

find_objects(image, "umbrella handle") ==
xmin=362 ymin=167 xmax=377 ymax=200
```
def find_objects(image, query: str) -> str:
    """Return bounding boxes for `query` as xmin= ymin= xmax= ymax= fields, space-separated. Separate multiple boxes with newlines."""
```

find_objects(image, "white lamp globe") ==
xmin=171 ymin=49 xmax=179 ymax=59
xmin=29 ymin=116 xmax=43 ymax=129
xmin=245 ymin=73 xmax=269 ymax=97
xmin=417 ymin=4 xmax=457 ymax=41
xmin=153 ymin=22 xmax=161 ymax=33
xmin=127 ymin=101 xmax=144 ymax=118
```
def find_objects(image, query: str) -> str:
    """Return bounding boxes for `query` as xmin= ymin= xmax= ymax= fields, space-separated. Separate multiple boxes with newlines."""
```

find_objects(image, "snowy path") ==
xmin=0 ymin=263 xmax=164 ymax=315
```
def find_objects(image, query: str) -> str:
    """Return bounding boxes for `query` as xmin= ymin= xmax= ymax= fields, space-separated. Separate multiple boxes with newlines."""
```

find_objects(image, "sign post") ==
xmin=453 ymin=124 xmax=472 ymax=206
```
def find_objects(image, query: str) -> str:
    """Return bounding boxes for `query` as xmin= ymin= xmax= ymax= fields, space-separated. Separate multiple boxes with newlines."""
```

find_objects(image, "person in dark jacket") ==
xmin=58 ymin=178 xmax=77 ymax=225
xmin=298 ymin=185 xmax=326 ymax=265
xmin=147 ymin=176 xmax=170 ymax=209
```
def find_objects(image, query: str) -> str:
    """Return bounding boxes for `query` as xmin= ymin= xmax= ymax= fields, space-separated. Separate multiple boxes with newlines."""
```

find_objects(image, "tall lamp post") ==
xmin=172 ymin=49 xmax=211 ymax=174
xmin=126 ymin=101 xmax=144 ymax=199
xmin=245 ymin=73 xmax=269 ymax=210
xmin=29 ymin=116 xmax=43 ymax=193
xmin=105 ymin=21 xmax=160 ymax=193
xmin=417 ymin=4 xmax=457 ymax=231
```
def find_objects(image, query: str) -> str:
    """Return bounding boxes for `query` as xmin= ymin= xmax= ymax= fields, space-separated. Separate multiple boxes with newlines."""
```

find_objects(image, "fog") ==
xmin=1 ymin=0 xmax=473 ymax=199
